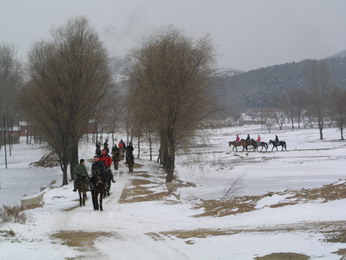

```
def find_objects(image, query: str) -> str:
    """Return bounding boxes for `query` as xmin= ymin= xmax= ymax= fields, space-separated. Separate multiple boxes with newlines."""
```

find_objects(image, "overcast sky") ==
xmin=1 ymin=0 xmax=346 ymax=71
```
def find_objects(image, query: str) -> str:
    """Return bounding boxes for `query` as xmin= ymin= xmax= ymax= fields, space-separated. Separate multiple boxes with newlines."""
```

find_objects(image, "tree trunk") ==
xmin=318 ymin=119 xmax=324 ymax=140
xmin=62 ymin=157 xmax=69 ymax=186
xmin=164 ymin=130 xmax=175 ymax=183
xmin=70 ymin=143 xmax=79 ymax=181
xmin=341 ymin=124 xmax=344 ymax=140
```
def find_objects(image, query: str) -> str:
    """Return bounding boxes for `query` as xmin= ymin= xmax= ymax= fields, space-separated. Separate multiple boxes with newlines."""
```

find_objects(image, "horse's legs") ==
xmin=92 ymin=191 xmax=98 ymax=210
xmin=83 ymin=192 xmax=86 ymax=206
xmin=99 ymin=193 xmax=103 ymax=211
xmin=79 ymin=191 xmax=82 ymax=207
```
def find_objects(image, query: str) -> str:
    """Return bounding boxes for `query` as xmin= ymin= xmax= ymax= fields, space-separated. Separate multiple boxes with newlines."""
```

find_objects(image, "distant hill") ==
xmin=108 ymin=53 xmax=346 ymax=111
xmin=212 ymin=55 xmax=346 ymax=109
xmin=327 ymin=49 xmax=346 ymax=59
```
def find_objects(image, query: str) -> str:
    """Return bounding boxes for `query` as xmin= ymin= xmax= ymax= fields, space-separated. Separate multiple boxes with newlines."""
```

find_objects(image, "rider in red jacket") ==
xmin=99 ymin=149 xmax=115 ymax=183
xmin=99 ymin=149 xmax=112 ymax=168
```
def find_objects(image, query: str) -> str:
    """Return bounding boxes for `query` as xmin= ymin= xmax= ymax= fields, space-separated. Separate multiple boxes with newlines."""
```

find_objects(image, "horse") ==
xmin=104 ymin=167 xmax=113 ymax=196
xmin=228 ymin=141 xmax=242 ymax=151
xmin=258 ymin=141 xmax=268 ymax=152
xmin=112 ymin=151 xmax=120 ymax=170
xmin=76 ymin=176 xmax=88 ymax=207
xmin=246 ymin=139 xmax=258 ymax=151
xmin=269 ymin=140 xmax=287 ymax=151
xmin=119 ymin=147 xmax=125 ymax=160
xmin=229 ymin=139 xmax=249 ymax=151
xmin=90 ymin=168 xmax=105 ymax=211
xmin=127 ymin=152 xmax=134 ymax=173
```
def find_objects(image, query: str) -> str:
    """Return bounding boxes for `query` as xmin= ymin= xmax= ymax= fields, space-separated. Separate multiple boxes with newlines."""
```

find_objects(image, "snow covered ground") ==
xmin=1 ymin=125 xmax=346 ymax=259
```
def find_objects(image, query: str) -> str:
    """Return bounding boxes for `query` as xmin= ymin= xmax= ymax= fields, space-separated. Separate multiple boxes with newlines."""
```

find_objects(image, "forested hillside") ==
xmin=212 ymin=56 xmax=346 ymax=109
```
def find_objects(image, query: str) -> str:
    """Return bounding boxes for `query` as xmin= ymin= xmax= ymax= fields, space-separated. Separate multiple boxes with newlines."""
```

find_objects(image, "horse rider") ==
xmin=246 ymin=134 xmax=251 ymax=142
xmin=235 ymin=134 xmax=240 ymax=144
xmin=118 ymin=139 xmax=126 ymax=149
xmin=103 ymin=138 xmax=109 ymax=154
xmin=274 ymin=135 xmax=279 ymax=143
xmin=125 ymin=142 xmax=134 ymax=163
xmin=73 ymin=159 xmax=89 ymax=192
xmin=95 ymin=140 xmax=101 ymax=157
xmin=112 ymin=143 xmax=120 ymax=156
xmin=90 ymin=156 xmax=106 ymax=190
xmin=256 ymin=135 xmax=261 ymax=144
xmin=99 ymin=149 xmax=116 ymax=184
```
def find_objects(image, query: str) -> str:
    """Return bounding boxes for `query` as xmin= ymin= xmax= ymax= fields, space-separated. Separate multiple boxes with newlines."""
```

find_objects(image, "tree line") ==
xmin=251 ymin=60 xmax=346 ymax=140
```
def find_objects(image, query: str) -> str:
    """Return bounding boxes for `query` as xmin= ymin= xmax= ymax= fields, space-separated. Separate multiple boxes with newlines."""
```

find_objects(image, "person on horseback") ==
xmin=274 ymin=135 xmax=279 ymax=143
xmin=118 ymin=139 xmax=125 ymax=149
xmin=125 ymin=142 xmax=134 ymax=164
xmin=95 ymin=140 xmax=101 ymax=157
xmin=103 ymin=138 xmax=109 ymax=154
xmin=246 ymin=134 xmax=250 ymax=142
xmin=256 ymin=135 xmax=261 ymax=144
xmin=235 ymin=134 xmax=240 ymax=144
xmin=99 ymin=149 xmax=116 ymax=183
xmin=112 ymin=143 xmax=120 ymax=160
xmin=73 ymin=159 xmax=89 ymax=192
xmin=90 ymin=156 xmax=105 ymax=190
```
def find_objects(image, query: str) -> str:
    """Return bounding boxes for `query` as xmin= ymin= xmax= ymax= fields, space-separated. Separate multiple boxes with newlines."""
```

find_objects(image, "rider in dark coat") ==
xmin=95 ymin=140 xmax=101 ymax=157
xmin=274 ymin=135 xmax=279 ymax=143
xmin=104 ymin=139 xmax=109 ymax=154
xmin=246 ymin=134 xmax=250 ymax=142
xmin=125 ymin=142 xmax=134 ymax=163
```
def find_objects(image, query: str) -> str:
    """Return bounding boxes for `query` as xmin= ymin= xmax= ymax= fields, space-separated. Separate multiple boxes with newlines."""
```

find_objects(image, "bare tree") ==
xmin=331 ymin=88 xmax=346 ymax=140
xmin=127 ymin=26 xmax=216 ymax=182
xmin=0 ymin=43 xmax=23 ymax=117
xmin=262 ymin=108 xmax=276 ymax=133
xmin=280 ymin=89 xmax=307 ymax=129
xmin=20 ymin=17 xmax=112 ymax=185
xmin=305 ymin=60 xmax=333 ymax=140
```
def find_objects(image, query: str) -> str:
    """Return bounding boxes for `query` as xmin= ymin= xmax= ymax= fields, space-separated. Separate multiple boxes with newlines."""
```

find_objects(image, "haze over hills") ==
xmin=212 ymin=50 xmax=346 ymax=109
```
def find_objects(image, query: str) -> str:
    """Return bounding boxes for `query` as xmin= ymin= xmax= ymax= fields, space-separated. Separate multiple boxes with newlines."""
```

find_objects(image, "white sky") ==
xmin=1 ymin=0 xmax=346 ymax=71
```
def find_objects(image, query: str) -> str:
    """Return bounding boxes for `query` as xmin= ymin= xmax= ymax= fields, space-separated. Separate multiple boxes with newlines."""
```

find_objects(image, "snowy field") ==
xmin=1 ymin=125 xmax=346 ymax=259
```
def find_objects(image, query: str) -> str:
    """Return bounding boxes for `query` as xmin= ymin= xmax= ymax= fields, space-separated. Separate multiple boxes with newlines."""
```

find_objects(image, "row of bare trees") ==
xmin=261 ymin=60 xmax=346 ymax=140
xmin=1 ymin=18 xmax=217 ymax=185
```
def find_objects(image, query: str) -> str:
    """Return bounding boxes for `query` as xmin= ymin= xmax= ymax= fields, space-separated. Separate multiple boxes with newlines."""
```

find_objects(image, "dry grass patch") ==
xmin=194 ymin=196 xmax=260 ymax=217
xmin=323 ymin=229 xmax=346 ymax=243
xmin=0 ymin=205 xmax=27 ymax=224
xmin=332 ymin=248 xmax=346 ymax=256
xmin=255 ymin=252 xmax=310 ymax=260
xmin=195 ymin=180 xmax=346 ymax=217
xmin=288 ymin=181 xmax=346 ymax=202
xmin=51 ymin=230 xmax=115 ymax=250
xmin=119 ymin=170 xmax=181 ymax=203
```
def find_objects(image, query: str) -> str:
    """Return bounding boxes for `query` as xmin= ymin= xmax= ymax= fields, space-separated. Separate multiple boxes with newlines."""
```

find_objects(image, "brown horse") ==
xmin=228 ymin=141 xmax=242 ymax=151
xmin=90 ymin=169 xmax=105 ymax=211
xmin=77 ymin=176 xmax=88 ymax=207
xmin=228 ymin=140 xmax=248 ymax=151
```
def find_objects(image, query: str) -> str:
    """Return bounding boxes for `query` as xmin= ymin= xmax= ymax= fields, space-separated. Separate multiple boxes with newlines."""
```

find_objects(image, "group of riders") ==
xmin=73 ymin=138 xmax=134 ymax=192
xmin=235 ymin=134 xmax=280 ymax=145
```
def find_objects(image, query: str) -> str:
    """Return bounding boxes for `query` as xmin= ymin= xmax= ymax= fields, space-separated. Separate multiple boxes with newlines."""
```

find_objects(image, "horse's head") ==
xmin=93 ymin=168 xmax=101 ymax=176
